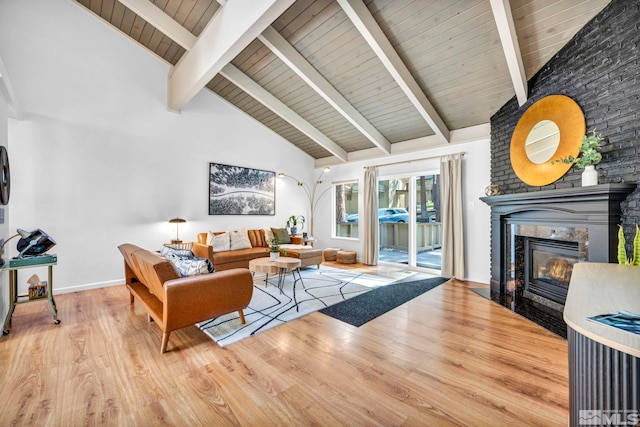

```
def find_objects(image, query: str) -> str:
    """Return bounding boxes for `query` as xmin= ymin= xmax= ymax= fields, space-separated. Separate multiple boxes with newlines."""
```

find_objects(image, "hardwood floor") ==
xmin=0 ymin=263 xmax=568 ymax=425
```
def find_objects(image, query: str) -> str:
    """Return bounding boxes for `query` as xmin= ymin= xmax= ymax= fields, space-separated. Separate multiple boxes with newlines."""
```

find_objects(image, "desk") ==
xmin=2 ymin=255 xmax=60 ymax=335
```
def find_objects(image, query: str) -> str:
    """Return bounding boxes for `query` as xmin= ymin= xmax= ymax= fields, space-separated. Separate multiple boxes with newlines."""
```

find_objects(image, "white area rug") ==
xmin=198 ymin=266 xmax=403 ymax=347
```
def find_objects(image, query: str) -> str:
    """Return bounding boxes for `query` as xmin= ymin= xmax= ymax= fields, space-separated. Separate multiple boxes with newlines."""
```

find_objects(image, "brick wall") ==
xmin=490 ymin=0 xmax=640 ymax=239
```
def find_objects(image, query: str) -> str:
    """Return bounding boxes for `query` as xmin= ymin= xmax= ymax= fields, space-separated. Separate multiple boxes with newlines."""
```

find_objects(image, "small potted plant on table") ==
xmin=286 ymin=215 xmax=305 ymax=235
xmin=268 ymin=237 xmax=281 ymax=261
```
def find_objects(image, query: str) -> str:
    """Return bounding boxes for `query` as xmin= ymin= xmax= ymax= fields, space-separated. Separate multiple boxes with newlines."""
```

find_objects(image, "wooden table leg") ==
xmin=3 ymin=270 xmax=18 ymax=335
xmin=47 ymin=265 xmax=60 ymax=324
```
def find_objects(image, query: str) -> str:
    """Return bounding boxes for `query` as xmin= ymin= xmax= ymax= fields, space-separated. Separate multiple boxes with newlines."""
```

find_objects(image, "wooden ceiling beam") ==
xmin=490 ymin=0 xmax=528 ymax=106
xmin=258 ymin=26 xmax=391 ymax=154
xmin=220 ymin=64 xmax=348 ymax=162
xmin=117 ymin=0 xmax=196 ymax=50
xmin=337 ymin=0 xmax=450 ymax=144
xmin=167 ymin=0 xmax=295 ymax=111
xmin=314 ymin=123 xmax=491 ymax=168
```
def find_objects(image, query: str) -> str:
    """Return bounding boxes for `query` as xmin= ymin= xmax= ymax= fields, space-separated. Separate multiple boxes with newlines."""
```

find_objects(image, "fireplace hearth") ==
xmin=481 ymin=184 xmax=636 ymax=337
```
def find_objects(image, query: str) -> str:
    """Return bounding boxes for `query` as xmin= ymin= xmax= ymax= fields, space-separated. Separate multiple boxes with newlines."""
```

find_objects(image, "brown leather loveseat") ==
xmin=118 ymin=243 xmax=253 ymax=353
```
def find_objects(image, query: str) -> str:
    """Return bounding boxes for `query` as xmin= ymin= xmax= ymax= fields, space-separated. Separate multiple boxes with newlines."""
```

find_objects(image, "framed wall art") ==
xmin=209 ymin=162 xmax=275 ymax=215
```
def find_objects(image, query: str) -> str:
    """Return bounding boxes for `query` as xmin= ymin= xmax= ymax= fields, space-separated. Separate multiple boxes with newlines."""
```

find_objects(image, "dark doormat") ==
xmin=320 ymin=277 xmax=449 ymax=327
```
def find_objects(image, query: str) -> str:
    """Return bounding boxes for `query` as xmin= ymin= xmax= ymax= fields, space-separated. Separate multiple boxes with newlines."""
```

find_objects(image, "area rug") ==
xmin=198 ymin=266 xmax=402 ymax=347
xmin=319 ymin=276 xmax=450 ymax=326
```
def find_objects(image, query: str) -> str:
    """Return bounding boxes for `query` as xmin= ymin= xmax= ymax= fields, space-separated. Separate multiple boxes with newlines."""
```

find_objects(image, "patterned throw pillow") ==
xmin=160 ymin=245 xmax=214 ymax=277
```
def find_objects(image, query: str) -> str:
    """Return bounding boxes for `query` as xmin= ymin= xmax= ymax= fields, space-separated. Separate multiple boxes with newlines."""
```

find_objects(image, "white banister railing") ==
xmin=379 ymin=222 xmax=442 ymax=251
xmin=336 ymin=221 xmax=442 ymax=252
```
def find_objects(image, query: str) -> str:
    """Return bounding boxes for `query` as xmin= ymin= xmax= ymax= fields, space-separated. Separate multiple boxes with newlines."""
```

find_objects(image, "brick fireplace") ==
xmin=481 ymin=184 xmax=635 ymax=336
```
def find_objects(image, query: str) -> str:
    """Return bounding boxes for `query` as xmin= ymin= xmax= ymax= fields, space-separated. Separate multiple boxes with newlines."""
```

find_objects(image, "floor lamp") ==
xmin=278 ymin=167 xmax=331 ymax=236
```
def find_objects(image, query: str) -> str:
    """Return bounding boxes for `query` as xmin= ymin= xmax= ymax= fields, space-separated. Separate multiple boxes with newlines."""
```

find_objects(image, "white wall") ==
xmin=0 ymin=67 xmax=11 ymax=322
xmin=313 ymin=140 xmax=492 ymax=284
xmin=0 ymin=0 xmax=313 ymax=293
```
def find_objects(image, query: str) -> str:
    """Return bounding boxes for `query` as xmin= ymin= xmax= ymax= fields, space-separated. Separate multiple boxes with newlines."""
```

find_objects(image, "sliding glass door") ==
xmin=415 ymin=175 xmax=442 ymax=270
xmin=377 ymin=174 xmax=441 ymax=271
xmin=378 ymin=178 xmax=410 ymax=265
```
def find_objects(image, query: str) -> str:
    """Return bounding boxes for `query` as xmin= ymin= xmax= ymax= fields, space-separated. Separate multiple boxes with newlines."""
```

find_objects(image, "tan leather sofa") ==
xmin=193 ymin=229 xmax=271 ymax=271
xmin=118 ymin=243 xmax=253 ymax=353
xmin=193 ymin=229 xmax=323 ymax=271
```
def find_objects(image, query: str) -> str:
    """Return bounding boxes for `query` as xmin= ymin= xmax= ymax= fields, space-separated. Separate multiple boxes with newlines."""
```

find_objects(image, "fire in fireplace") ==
xmin=525 ymin=238 xmax=579 ymax=304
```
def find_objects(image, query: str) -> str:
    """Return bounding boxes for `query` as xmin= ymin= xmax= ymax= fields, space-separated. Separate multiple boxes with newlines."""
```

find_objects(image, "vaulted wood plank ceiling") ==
xmin=74 ymin=0 xmax=610 ymax=165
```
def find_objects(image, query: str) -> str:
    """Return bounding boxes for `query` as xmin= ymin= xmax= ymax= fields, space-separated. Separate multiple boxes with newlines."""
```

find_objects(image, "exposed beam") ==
xmin=337 ymin=0 xmax=450 ymax=144
xmin=168 ymin=0 xmax=295 ymax=111
xmin=258 ymin=26 xmax=391 ymax=154
xmin=490 ymin=0 xmax=528 ymax=106
xmin=314 ymin=123 xmax=490 ymax=168
xmin=220 ymin=64 xmax=348 ymax=162
xmin=118 ymin=0 xmax=196 ymax=50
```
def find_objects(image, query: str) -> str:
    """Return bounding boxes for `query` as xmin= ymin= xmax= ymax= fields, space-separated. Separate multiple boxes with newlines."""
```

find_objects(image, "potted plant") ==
xmin=551 ymin=129 xmax=603 ymax=186
xmin=268 ymin=237 xmax=281 ymax=261
xmin=286 ymin=215 xmax=305 ymax=235
xmin=617 ymin=224 xmax=640 ymax=266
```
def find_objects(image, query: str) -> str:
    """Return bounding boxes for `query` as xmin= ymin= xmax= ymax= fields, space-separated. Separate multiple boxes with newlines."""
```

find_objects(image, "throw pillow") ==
xmin=263 ymin=228 xmax=274 ymax=244
xmin=160 ymin=245 xmax=192 ymax=258
xmin=206 ymin=231 xmax=215 ymax=246
xmin=211 ymin=231 xmax=230 ymax=252
xmin=230 ymin=227 xmax=252 ymax=250
xmin=160 ymin=245 xmax=214 ymax=277
xmin=271 ymin=227 xmax=291 ymax=244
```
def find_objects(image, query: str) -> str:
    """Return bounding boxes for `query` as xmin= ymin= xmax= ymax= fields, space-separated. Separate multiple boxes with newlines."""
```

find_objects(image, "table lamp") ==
xmin=169 ymin=217 xmax=186 ymax=244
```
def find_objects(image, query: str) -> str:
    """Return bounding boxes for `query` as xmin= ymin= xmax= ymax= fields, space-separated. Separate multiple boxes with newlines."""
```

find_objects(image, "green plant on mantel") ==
xmin=617 ymin=224 xmax=640 ymax=266
xmin=551 ymin=129 xmax=604 ymax=168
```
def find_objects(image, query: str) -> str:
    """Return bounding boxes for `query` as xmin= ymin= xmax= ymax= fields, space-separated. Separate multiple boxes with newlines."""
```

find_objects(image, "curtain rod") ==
xmin=366 ymin=151 xmax=465 ymax=169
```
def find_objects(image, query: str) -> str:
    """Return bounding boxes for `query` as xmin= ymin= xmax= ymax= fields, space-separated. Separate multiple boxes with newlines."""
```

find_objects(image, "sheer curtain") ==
xmin=441 ymin=154 xmax=465 ymax=279
xmin=361 ymin=166 xmax=378 ymax=265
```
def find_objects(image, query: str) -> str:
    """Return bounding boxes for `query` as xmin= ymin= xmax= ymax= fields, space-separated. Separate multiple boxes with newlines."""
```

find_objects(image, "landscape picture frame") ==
xmin=208 ymin=162 xmax=275 ymax=215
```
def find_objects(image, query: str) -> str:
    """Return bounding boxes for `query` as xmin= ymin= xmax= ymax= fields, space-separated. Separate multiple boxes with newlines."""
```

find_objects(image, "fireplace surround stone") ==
xmin=481 ymin=184 xmax=636 ymax=336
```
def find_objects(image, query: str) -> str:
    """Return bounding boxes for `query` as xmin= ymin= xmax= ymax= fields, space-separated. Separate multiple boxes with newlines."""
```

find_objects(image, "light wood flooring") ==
xmin=0 ymin=262 xmax=568 ymax=426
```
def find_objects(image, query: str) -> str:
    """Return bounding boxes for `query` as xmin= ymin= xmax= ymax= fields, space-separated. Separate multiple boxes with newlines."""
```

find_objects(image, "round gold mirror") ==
xmin=510 ymin=95 xmax=585 ymax=186
xmin=525 ymin=119 xmax=560 ymax=164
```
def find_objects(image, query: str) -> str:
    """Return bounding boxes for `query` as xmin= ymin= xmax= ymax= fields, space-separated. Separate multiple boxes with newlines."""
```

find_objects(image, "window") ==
xmin=334 ymin=182 xmax=358 ymax=238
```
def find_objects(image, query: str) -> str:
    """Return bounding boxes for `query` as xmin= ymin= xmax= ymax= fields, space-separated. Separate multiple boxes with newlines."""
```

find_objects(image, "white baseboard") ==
xmin=465 ymin=275 xmax=490 ymax=285
xmin=54 ymin=279 xmax=123 ymax=294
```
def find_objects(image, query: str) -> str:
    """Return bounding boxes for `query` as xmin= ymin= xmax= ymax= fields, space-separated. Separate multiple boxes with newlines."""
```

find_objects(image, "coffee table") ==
xmin=248 ymin=257 xmax=304 ymax=294
xmin=274 ymin=257 xmax=303 ymax=294
xmin=248 ymin=258 xmax=279 ymax=287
